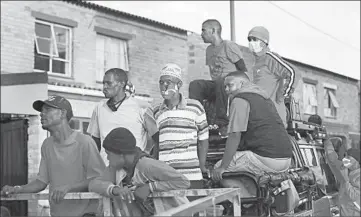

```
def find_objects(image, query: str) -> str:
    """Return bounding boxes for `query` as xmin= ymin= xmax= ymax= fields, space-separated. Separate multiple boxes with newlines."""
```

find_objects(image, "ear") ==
xmin=61 ymin=109 xmax=68 ymax=120
xmin=177 ymin=81 xmax=183 ymax=89
xmin=212 ymin=28 xmax=215 ymax=34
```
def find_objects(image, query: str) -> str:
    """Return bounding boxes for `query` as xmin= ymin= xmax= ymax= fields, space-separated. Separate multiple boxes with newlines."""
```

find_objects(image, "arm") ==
xmin=219 ymin=98 xmax=249 ymax=170
xmin=92 ymin=136 xmax=101 ymax=152
xmin=87 ymin=106 xmax=101 ymax=149
xmin=141 ymin=107 xmax=159 ymax=154
xmin=15 ymin=179 xmax=47 ymax=193
xmin=143 ymin=160 xmax=190 ymax=192
xmin=324 ymin=138 xmax=348 ymax=183
xmin=89 ymin=166 xmax=116 ymax=197
xmin=225 ymin=41 xmax=248 ymax=73
xmin=195 ymin=101 xmax=209 ymax=171
xmin=340 ymin=177 xmax=360 ymax=204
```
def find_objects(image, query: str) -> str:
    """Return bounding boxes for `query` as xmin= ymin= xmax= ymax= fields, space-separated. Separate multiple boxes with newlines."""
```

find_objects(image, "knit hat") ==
xmin=160 ymin=63 xmax=182 ymax=81
xmin=248 ymin=26 xmax=270 ymax=45
xmin=347 ymin=148 xmax=360 ymax=165
xmin=103 ymin=127 xmax=137 ymax=155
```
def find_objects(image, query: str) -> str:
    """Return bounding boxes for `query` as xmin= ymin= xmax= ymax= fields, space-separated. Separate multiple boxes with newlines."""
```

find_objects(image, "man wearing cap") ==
xmin=87 ymin=68 xmax=159 ymax=161
xmin=248 ymin=26 xmax=300 ymax=127
xmin=189 ymin=19 xmax=248 ymax=136
xmin=89 ymin=127 xmax=190 ymax=216
xmin=1 ymin=95 xmax=106 ymax=217
xmin=152 ymin=63 xmax=210 ymax=184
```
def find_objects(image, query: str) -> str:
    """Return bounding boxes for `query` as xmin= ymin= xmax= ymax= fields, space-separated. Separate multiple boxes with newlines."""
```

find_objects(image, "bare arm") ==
xmin=16 ymin=179 xmax=47 ymax=193
xmin=198 ymin=139 xmax=209 ymax=172
xmin=219 ymin=132 xmax=242 ymax=169
xmin=92 ymin=136 xmax=101 ymax=152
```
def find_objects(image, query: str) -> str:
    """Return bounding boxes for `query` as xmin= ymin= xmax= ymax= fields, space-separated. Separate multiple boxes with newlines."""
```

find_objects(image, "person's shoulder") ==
xmin=73 ymin=131 xmax=95 ymax=146
xmin=185 ymin=98 xmax=205 ymax=112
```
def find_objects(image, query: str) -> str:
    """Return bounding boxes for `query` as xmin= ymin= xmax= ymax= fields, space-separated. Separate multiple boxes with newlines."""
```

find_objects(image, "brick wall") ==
xmin=187 ymin=33 xmax=360 ymax=134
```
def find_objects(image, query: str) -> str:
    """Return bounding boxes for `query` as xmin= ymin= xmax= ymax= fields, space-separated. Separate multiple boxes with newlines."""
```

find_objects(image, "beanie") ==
xmin=103 ymin=127 xmax=137 ymax=155
xmin=160 ymin=63 xmax=182 ymax=81
xmin=347 ymin=148 xmax=360 ymax=165
xmin=248 ymin=26 xmax=270 ymax=45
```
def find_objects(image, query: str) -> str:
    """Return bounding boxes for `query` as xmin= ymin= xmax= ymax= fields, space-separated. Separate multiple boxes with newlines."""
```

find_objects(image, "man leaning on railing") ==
xmin=0 ymin=96 xmax=106 ymax=217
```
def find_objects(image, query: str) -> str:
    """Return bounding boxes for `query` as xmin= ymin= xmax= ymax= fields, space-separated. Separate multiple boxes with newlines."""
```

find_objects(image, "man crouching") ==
xmin=89 ymin=127 xmax=190 ymax=216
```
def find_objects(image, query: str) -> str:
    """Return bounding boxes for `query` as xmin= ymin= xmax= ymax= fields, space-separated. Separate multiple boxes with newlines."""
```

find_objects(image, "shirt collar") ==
xmin=159 ymin=94 xmax=187 ymax=111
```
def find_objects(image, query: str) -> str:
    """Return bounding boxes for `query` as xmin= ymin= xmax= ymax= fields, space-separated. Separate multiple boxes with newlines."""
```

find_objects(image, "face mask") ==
xmin=249 ymin=41 xmax=263 ymax=53
xmin=164 ymin=84 xmax=178 ymax=96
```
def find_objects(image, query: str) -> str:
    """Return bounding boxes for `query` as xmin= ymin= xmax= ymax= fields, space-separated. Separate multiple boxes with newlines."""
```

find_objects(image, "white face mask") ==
xmin=249 ymin=41 xmax=263 ymax=53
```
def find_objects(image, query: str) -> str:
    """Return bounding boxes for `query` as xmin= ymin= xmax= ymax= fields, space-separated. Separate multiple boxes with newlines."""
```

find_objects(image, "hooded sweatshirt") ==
xmin=230 ymin=83 xmax=293 ymax=158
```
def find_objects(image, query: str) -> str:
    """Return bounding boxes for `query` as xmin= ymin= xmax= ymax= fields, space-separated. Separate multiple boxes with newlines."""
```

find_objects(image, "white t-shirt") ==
xmin=87 ymin=97 xmax=157 ymax=162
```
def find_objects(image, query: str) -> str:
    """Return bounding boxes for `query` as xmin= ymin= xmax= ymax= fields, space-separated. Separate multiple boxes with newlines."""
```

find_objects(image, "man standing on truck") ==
xmin=210 ymin=72 xmax=293 ymax=197
xmin=189 ymin=19 xmax=248 ymax=137
xmin=153 ymin=63 xmax=210 ymax=185
xmin=1 ymin=96 xmax=106 ymax=217
xmin=87 ymin=68 xmax=159 ymax=160
xmin=247 ymin=26 xmax=300 ymax=127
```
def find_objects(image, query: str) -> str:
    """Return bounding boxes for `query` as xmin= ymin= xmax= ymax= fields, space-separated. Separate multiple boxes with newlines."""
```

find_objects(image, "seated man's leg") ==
xmin=214 ymin=77 xmax=229 ymax=134
xmin=189 ymin=79 xmax=216 ymax=103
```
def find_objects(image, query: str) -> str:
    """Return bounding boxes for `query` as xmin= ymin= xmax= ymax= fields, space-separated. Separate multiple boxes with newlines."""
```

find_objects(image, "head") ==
xmin=103 ymin=127 xmax=138 ymax=170
xmin=224 ymin=71 xmax=250 ymax=98
xmin=33 ymin=95 xmax=73 ymax=130
xmin=342 ymin=148 xmax=360 ymax=171
xmin=201 ymin=19 xmax=222 ymax=43
xmin=247 ymin=26 xmax=269 ymax=55
xmin=308 ymin=114 xmax=322 ymax=126
xmin=159 ymin=63 xmax=183 ymax=100
xmin=103 ymin=68 xmax=128 ymax=99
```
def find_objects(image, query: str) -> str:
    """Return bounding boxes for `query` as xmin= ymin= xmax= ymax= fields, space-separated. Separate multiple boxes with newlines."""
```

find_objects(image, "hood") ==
xmin=231 ymin=83 xmax=270 ymax=100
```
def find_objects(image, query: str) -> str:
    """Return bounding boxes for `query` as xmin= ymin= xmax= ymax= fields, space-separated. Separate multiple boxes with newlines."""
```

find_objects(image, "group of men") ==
xmin=1 ymin=19 xmax=357 ymax=217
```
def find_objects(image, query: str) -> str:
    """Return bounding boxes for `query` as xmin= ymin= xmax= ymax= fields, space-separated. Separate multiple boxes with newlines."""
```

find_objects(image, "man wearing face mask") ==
xmin=248 ymin=26 xmax=300 ymax=127
xmin=152 ymin=63 xmax=210 ymax=184
xmin=87 ymin=68 xmax=159 ymax=161
xmin=189 ymin=19 xmax=248 ymax=137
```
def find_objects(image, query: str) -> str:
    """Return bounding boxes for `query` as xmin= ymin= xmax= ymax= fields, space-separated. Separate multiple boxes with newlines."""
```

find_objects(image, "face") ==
xmin=224 ymin=76 xmax=243 ymax=98
xmin=201 ymin=23 xmax=214 ymax=43
xmin=103 ymin=73 xmax=124 ymax=98
xmin=106 ymin=150 xmax=126 ymax=170
xmin=40 ymin=104 xmax=64 ymax=130
xmin=342 ymin=156 xmax=360 ymax=171
xmin=159 ymin=75 xmax=181 ymax=100
xmin=248 ymin=36 xmax=266 ymax=54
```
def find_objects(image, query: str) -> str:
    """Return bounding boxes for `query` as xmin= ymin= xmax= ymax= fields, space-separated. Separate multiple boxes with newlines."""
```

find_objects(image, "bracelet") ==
xmin=111 ymin=185 xmax=121 ymax=196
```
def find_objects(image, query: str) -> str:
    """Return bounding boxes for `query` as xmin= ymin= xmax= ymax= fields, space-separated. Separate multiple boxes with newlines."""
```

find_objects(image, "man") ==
xmin=89 ymin=127 xmax=190 ymax=216
xmin=189 ymin=19 xmax=248 ymax=136
xmin=1 ymin=96 xmax=105 ymax=217
xmin=87 ymin=68 xmax=159 ymax=160
xmin=152 ymin=63 xmax=209 ymax=183
xmin=210 ymin=72 xmax=293 ymax=197
xmin=248 ymin=26 xmax=300 ymax=127
xmin=339 ymin=148 xmax=360 ymax=216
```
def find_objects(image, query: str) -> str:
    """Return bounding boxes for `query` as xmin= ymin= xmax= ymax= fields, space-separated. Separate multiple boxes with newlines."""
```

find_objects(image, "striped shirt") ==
xmin=152 ymin=95 xmax=209 ymax=180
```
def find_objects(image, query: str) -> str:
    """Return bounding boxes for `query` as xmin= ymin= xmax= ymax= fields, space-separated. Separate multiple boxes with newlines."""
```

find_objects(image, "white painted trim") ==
xmin=349 ymin=132 xmax=360 ymax=135
xmin=323 ymin=82 xmax=338 ymax=90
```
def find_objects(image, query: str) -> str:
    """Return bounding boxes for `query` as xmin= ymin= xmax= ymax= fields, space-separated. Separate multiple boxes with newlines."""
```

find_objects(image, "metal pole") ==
xmin=230 ymin=0 xmax=236 ymax=42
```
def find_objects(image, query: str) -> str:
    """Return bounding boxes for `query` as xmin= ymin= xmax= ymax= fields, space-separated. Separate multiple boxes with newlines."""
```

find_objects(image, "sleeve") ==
xmin=83 ymin=136 xmax=106 ymax=180
xmin=87 ymin=105 xmax=100 ymax=138
xmin=142 ymin=160 xmax=190 ymax=192
xmin=340 ymin=174 xmax=360 ymax=206
xmin=36 ymin=143 xmax=49 ymax=184
xmin=266 ymin=52 xmax=300 ymax=97
xmin=89 ymin=166 xmax=117 ymax=197
xmin=224 ymin=41 xmax=244 ymax=63
xmin=324 ymin=138 xmax=347 ymax=183
xmin=195 ymin=101 xmax=209 ymax=141
xmin=227 ymin=98 xmax=250 ymax=134
xmin=140 ymin=106 xmax=158 ymax=137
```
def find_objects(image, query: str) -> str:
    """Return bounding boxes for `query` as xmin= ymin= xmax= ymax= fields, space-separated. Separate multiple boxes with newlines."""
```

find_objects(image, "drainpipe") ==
xmin=230 ymin=0 xmax=236 ymax=42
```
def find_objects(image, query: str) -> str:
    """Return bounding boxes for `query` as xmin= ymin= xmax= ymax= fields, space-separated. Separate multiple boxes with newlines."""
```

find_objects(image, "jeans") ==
xmin=189 ymin=77 xmax=228 ymax=127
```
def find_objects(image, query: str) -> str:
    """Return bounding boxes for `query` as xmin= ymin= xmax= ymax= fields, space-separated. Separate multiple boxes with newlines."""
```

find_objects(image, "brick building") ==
xmin=187 ymin=32 xmax=360 ymax=148
xmin=1 ymin=0 xmax=188 ymax=215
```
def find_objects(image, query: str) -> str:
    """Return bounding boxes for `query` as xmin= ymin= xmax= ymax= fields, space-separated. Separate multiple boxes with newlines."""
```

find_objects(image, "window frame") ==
xmin=302 ymin=82 xmax=318 ymax=115
xmin=323 ymin=87 xmax=339 ymax=118
xmin=69 ymin=117 xmax=90 ymax=135
xmin=95 ymin=33 xmax=129 ymax=82
xmin=34 ymin=19 xmax=73 ymax=77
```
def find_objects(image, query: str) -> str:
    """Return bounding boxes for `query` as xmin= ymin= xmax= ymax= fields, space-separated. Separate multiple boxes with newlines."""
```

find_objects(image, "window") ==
xmin=96 ymin=34 xmax=129 ymax=81
xmin=324 ymin=88 xmax=339 ymax=118
xmin=34 ymin=20 xmax=72 ymax=76
xmin=303 ymin=83 xmax=318 ymax=114
xmin=70 ymin=118 xmax=90 ymax=135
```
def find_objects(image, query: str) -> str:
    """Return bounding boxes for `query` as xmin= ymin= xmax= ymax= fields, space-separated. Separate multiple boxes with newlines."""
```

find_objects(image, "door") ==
xmin=0 ymin=119 xmax=28 ymax=216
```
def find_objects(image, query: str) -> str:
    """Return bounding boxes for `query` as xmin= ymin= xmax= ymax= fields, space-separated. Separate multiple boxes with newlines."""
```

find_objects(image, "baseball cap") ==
xmin=248 ymin=26 xmax=270 ymax=45
xmin=33 ymin=95 xmax=74 ymax=120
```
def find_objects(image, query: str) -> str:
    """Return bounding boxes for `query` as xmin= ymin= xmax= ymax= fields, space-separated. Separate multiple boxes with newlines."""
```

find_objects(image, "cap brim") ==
xmin=32 ymin=100 xmax=60 ymax=112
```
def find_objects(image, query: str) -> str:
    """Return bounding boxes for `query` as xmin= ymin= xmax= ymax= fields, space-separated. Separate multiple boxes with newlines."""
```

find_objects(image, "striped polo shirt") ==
xmin=152 ymin=95 xmax=209 ymax=180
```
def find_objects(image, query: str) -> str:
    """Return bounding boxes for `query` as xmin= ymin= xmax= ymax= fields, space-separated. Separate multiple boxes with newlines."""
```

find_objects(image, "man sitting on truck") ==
xmin=210 ymin=71 xmax=293 ymax=197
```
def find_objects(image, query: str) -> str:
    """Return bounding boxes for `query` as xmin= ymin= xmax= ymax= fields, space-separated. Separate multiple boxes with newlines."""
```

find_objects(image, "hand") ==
xmin=211 ymin=167 xmax=225 ymax=182
xmin=1 ymin=185 xmax=21 ymax=196
xmin=200 ymin=166 xmax=210 ymax=178
xmin=50 ymin=185 xmax=70 ymax=204
xmin=113 ymin=186 xmax=134 ymax=203
xmin=133 ymin=184 xmax=151 ymax=202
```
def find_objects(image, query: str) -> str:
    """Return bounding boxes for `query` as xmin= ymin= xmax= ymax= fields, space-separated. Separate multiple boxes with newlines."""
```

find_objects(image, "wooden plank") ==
xmin=0 ymin=192 xmax=102 ymax=201
xmin=153 ymin=188 xmax=240 ymax=216
xmin=150 ymin=188 xmax=236 ymax=197
xmin=232 ymin=195 xmax=241 ymax=216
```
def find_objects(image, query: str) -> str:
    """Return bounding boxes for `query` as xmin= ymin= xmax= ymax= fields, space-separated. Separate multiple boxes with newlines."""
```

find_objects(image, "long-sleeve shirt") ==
xmin=89 ymin=157 xmax=190 ymax=216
